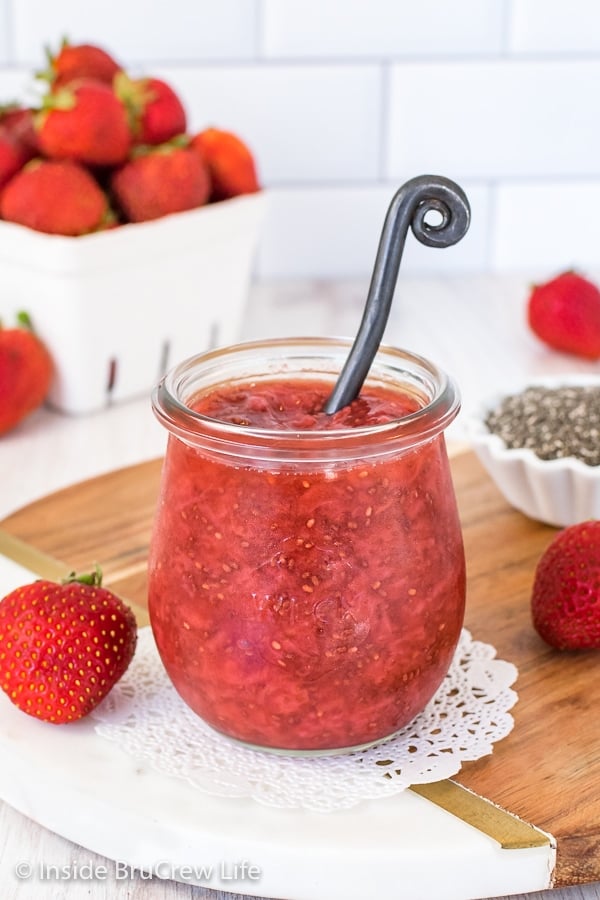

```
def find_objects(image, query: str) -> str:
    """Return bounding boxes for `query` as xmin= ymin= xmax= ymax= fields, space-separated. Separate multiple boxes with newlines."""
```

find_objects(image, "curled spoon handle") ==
xmin=323 ymin=175 xmax=471 ymax=415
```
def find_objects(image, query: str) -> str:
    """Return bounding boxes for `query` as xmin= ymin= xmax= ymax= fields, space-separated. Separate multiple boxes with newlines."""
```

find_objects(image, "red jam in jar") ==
xmin=148 ymin=338 xmax=466 ymax=753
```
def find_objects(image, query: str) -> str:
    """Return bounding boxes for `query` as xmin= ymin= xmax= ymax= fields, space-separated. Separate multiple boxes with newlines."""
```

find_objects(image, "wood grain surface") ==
xmin=1 ymin=450 xmax=598 ymax=889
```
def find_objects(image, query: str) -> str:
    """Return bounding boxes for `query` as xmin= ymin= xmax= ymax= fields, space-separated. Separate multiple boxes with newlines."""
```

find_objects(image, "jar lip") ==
xmin=152 ymin=337 xmax=460 ymax=453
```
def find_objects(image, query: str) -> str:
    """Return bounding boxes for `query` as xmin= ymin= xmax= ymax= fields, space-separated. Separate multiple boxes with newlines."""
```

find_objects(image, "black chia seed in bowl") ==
xmin=485 ymin=385 xmax=600 ymax=466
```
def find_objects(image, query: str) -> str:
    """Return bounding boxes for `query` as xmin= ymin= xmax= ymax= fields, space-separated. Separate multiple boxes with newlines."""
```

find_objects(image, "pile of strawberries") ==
xmin=0 ymin=38 xmax=260 ymax=236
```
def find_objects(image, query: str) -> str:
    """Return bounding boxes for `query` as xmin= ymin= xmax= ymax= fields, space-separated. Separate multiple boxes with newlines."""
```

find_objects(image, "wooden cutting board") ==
xmin=1 ymin=450 xmax=598 ymax=889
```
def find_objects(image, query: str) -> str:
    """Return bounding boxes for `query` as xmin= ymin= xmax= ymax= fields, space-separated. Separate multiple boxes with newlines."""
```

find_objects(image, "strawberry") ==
xmin=0 ymin=105 xmax=38 ymax=157
xmin=115 ymin=72 xmax=187 ymax=146
xmin=0 ymin=567 xmax=137 ymax=723
xmin=0 ymin=311 xmax=53 ymax=435
xmin=531 ymin=521 xmax=600 ymax=650
xmin=190 ymin=127 xmax=260 ymax=201
xmin=110 ymin=140 xmax=210 ymax=223
xmin=0 ymin=128 xmax=29 ymax=190
xmin=35 ymin=79 xmax=131 ymax=167
xmin=527 ymin=270 xmax=600 ymax=360
xmin=0 ymin=104 xmax=38 ymax=189
xmin=38 ymin=38 xmax=122 ymax=91
xmin=1 ymin=159 xmax=113 ymax=236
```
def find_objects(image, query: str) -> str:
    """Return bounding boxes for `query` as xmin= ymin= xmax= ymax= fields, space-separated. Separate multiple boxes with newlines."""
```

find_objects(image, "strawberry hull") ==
xmin=0 ymin=192 xmax=266 ymax=414
xmin=148 ymin=339 xmax=466 ymax=754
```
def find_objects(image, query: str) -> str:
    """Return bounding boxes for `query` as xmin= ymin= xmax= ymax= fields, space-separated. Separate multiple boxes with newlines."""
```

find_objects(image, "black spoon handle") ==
xmin=323 ymin=175 xmax=471 ymax=415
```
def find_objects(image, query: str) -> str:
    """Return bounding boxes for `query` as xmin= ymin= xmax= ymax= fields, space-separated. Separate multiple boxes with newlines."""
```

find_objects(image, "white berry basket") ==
xmin=466 ymin=374 xmax=600 ymax=528
xmin=0 ymin=192 xmax=266 ymax=414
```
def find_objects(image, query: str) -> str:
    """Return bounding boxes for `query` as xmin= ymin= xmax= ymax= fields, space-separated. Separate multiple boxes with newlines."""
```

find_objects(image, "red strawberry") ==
xmin=0 ymin=312 xmax=53 ymax=435
xmin=0 ymin=105 xmax=38 ymax=157
xmin=527 ymin=270 xmax=600 ymax=360
xmin=110 ymin=140 xmax=210 ymax=223
xmin=0 ymin=567 xmax=137 ymax=723
xmin=35 ymin=79 xmax=131 ymax=166
xmin=532 ymin=521 xmax=600 ymax=650
xmin=0 ymin=104 xmax=38 ymax=179
xmin=115 ymin=72 xmax=187 ymax=145
xmin=190 ymin=127 xmax=260 ymax=201
xmin=1 ymin=159 xmax=113 ymax=236
xmin=39 ymin=38 xmax=122 ymax=90
xmin=0 ymin=128 xmax=29 ymax=190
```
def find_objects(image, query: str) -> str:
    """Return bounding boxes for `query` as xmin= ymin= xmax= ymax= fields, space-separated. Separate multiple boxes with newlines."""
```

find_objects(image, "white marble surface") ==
xmin=2 ymin=275 xmax=600 ymax=900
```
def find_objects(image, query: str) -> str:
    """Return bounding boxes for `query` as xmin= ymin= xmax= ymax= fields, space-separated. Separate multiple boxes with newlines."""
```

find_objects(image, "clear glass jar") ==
xmin=148 ymin=337 xmax=466 ymax=754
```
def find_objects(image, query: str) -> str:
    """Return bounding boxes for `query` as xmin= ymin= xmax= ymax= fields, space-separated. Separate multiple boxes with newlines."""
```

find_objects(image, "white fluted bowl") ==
xmin=466 ymin=375 xmax=600 ymax=528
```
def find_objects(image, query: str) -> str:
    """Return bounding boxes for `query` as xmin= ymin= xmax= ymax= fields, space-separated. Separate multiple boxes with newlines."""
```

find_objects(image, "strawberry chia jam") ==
xmin=148 ymin=338 xmax=466 ymax=753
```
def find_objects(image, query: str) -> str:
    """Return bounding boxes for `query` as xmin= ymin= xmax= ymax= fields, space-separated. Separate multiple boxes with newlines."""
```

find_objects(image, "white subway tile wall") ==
xmin=387 ymin=61 xmax=600 ymax=180
xmin=0 ymin=0 xmax=597 ymax=278
xmin=508 ymin=0 xmax=600 ymax=55
xmin=10 ymin=0 xmax=259 ymax=63
xmin=261 ymin=0 xmax=507 ymax=58
xmin=494 ymin=181 xmax=600 ymax=272
xmin=160 ymin=64 xmax=382 ymax=182
xmin=0 ymin=4 xmax=7 ymax=61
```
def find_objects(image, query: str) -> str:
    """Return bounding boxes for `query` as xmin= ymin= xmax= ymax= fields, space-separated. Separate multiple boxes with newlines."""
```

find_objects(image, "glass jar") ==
xmin=148 ymin=337 xmax=466 ymax=754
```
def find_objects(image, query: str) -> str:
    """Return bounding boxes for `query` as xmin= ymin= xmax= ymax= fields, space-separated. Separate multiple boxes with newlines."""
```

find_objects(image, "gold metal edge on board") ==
xmin=410 ymin=780 xmax=556 ymax=851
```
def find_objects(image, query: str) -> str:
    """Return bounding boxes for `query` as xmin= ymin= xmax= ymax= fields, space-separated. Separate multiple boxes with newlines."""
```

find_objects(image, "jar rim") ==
xmin=152 ymin=337 xmax=460 ymax=461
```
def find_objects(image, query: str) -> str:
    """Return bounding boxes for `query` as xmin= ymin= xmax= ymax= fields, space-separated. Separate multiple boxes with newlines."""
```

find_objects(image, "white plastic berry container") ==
xmin=0 ymin=192 xmax=266 ymax=414
xmin=467 ymin=374 xmax=600 ymax=528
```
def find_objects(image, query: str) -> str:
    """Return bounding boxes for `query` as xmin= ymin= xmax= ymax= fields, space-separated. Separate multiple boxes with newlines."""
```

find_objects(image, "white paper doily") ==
xmin=91 ymin=627 xmax=518 ymax=813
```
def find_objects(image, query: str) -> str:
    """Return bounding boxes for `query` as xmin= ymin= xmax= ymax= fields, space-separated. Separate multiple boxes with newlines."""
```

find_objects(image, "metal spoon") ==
xmin=323 ymin=175 xmax=471 ymax=414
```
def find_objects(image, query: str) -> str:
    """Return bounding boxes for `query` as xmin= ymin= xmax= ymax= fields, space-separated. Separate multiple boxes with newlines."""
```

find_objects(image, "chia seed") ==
xmin=485 ymin=385 xmax=600 ymax=466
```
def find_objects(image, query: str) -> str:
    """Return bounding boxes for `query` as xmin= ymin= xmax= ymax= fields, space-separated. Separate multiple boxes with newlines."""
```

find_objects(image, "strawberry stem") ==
xmin=16 ymin=310 xmax=33 ymax=330
xmin=62 ymin=565 xmax=103 ymax=587
xmin=35 ymin=44 xmax=56 ymax=83
xmin=41 ymin=87 xmax=76 ymax=112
